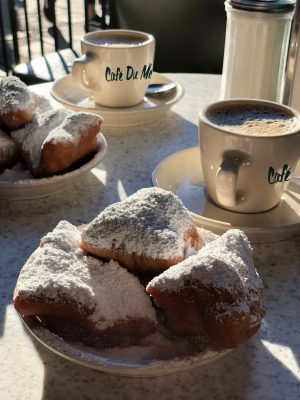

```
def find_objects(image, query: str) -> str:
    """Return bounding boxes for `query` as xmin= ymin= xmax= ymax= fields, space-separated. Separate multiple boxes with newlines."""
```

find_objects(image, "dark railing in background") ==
xmin=0 ymin=0 xmax=222 ymax=76
xmin=0 ymin=0 xmax=109 ymax=77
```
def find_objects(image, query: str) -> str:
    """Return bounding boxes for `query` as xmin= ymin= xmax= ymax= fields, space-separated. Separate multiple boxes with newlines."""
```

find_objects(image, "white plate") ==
xmin=0 ymin=134 xmax=107 ymax=200
xmin=21 ymin=315 xmax=230 ymax=377
xmin=51 ymin=73 xmax=184 ymax=127
xmin=152 ymin=147 xmax=300 ymax=243
xmin=18 ymin=228 xmax=231 ymax=377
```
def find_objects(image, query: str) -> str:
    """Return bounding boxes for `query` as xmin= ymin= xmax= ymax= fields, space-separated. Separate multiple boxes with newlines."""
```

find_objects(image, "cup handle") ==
xmin=216 ymin=150 xmax=250 ymax=208
xmin=72 ymin=53 xmax=95 ymax=90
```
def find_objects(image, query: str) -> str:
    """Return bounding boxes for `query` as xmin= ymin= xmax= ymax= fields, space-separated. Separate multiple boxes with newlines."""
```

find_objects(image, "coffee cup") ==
xmin=199 ymin=99 xmax=300 ymax=213
xmin=72 ymin=29 xmax=155 ymax=108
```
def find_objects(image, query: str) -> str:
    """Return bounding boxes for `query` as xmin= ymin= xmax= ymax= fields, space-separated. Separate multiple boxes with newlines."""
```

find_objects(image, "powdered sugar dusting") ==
xmin=82 ymin=187 xmax=196 ymax=259
xmin=0 ymin=77 xmax=35 ymax=114
xmin=11 ymin=109 xmax=71 ymax=172
xmin=15 ymin=221 xmax=156 ymax=330
xmin=11 ymin=109 xmax=102 ymax=175
xmin=32 ymin=92 xmax=52 ymax=114
xmin=147 ymin=229 xmax=263 ymax=297
xmin=0 ymin=162 xmax=32 ymax=181
xmin=46 ymin=112 xmax=102 ymax=145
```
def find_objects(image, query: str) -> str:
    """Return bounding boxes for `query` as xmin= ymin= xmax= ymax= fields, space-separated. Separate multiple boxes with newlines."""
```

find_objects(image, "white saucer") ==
xmin=0 ymin=134 xmax=107 ymax=200
xmin=51 ymin=73 xmax=184 ymax=127
xmin=152 ymin=147 xmax=300 ymax=243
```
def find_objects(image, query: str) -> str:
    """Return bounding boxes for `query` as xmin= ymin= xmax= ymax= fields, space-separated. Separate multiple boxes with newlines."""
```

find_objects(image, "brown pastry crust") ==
xmin=0 ymin=131 xmax=19 ymax=170
xmin=1 ymin=106 xmax=35 ymax=131
xmin=146 ymin=230 xmax=265 ymax=349
xmin=82 ymin=242 xmax=182 ymax=274
xmin=0 ymin=77 xmax=36 ymax=131
xmin=13 ymin=220 xmax=157 ymax=340
xmin=14 ymin=295 xmax=155 ymax=338
xmin=82 ymin=226 xmax=202 ymax=274
xmin=39 ymin=120 xmax=100 ymax=176
xmin=147 ymin=284 xmax=265 ymax=348
xmin=10 ymin=109 xmax=103 ymax=178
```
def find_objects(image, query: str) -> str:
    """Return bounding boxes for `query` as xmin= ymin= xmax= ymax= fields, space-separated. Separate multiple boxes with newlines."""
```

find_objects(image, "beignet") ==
xmin=81 ymin=187 xmax=204 ymax=274
xmin=0 ymin=77 xmax=35 ymax=130
xmin=0 ymin=129 xmax=19 ymax=170
xmin=14 ymin=221 xmax=157 ymax=338
xmin=146 ymin=229 xmax=265 ymax=349
xmin=11 ymin=109 xmax=102 ymax=177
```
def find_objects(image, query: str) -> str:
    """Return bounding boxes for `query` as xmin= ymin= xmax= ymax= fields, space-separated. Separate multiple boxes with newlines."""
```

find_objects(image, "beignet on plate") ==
xmin=11 ymin=109 xmax=103 ymax=177
xmin=0 ymin=77 xmax=35 ymax=130
xmin=14 ymin=221 xmax=157 ymax=338
xmin=81 ymin=187 xmax=204 ymax=274
xmin=146 ymin=229 xmax=265 ymax=349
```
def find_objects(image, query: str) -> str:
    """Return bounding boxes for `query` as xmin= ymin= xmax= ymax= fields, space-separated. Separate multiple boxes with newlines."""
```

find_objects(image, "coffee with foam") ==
xmin=88 ymin=36 xmax=146 ymax=48
xmin=207 ymin=105 xmax=298 ymax=136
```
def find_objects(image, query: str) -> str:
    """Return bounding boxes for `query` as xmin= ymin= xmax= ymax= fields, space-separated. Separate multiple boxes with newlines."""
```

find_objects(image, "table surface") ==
xmin=0 ymin=74 xmax=299 ymax=400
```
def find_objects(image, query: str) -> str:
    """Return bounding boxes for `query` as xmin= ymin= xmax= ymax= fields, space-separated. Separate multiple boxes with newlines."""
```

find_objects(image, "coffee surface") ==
xmin=88 ymin=36 xmax=145 ymax=47
xmin=207 ymin=106 xmax=298 ymax=136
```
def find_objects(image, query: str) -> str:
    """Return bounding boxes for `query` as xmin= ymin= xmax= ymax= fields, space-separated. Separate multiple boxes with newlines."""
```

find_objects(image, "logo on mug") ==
xmin=105 ymin=63 xmax=153 ymax=82
xmin=268 ymin=164 xmax=291 ymax=184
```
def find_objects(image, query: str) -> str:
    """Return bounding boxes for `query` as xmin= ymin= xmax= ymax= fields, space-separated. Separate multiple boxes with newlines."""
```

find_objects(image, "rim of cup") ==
xmin=199 ymin=98 xmax=300 ymax=139
xmin=81 ymin=29 xmax=155 ymax=49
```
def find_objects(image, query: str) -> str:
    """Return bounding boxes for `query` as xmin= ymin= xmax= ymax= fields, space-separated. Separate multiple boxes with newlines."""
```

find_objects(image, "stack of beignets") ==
xmin=0 ymin=76 xmax=103 ymax=178
xmin=13 ymin=188 xmax=265 ymax=349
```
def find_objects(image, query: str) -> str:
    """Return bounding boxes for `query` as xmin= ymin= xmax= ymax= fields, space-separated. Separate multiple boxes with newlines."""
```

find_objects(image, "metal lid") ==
xmin=227 ymin=0 xmax=295 ymax=12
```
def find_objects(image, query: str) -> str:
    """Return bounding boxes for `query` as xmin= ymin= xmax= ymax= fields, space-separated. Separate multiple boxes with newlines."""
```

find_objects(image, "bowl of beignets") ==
xmin=0 ymin=77 xmax=107 ymax=199
xmin=13 ymin=187 xmax=265 ymax=376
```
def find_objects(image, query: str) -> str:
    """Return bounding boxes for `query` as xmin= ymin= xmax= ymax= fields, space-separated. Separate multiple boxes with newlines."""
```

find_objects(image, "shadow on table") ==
xmin=87 ymin=110 xmax=199 ymax=218
xmin=24 ymin=332 xmax=300 ymax=400
xmin=0 ymin=171 xmax=106 ymax=220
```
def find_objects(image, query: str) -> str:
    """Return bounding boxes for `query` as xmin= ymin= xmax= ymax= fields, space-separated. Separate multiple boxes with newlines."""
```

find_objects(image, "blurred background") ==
xmin=0 ymin=0 xmax=226 ymax=84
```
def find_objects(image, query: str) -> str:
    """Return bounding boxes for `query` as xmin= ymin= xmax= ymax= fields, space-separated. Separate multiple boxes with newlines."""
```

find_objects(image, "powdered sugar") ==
xmin=15 ymin=221 xmax=156 ymax=330
xmin=32 ymin=92 xmax=52 ymax=114
xmin=0 ymin=77 xmax=35 ymax=114
xmin=147 ymin=229 xmax=263 ymax=298
xmin=82 ymin=187 xmax=196 ymax=260
xmin=46 ymin=112 xmax=102 ymax=145
xmin=0 ymin=162 xmax=32 ymax=181
xmin=11 ymin=109 xmax=102 ymax=175
xmin=11 ymin=109 xmax=71 ymax=172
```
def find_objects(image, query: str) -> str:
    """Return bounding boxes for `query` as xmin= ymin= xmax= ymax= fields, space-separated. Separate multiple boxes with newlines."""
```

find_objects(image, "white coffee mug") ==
xmin=199 ymin=99 xmax=300 ymax=213
xmin=72 ymin=29 xmax=155 ymax=108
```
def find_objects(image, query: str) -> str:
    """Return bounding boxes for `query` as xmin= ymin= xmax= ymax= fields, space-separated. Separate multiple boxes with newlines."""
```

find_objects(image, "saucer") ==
xmin=152 ymin=147 xmax=300 ymax=243
xmin=51 ymin=73 xmax=184 ymax=127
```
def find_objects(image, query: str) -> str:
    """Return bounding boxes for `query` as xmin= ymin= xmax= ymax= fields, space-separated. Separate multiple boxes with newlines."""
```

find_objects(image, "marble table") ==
xmin=0 ymin=74 xmax=299 ymax=400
